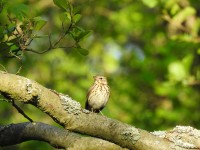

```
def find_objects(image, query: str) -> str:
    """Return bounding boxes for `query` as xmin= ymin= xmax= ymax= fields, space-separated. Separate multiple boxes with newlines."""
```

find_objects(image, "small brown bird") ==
xmin=85 ymin=75 xmax=110 ymax=113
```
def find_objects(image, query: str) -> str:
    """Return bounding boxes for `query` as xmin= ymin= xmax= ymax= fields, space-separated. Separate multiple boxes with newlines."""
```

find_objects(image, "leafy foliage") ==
xmin=0 ymin=0 xmax=89 ymax=63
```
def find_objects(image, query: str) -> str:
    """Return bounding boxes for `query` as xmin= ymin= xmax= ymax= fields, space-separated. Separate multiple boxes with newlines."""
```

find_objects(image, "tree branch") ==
xmin=0 ymin=71 xmax=199 ymax=149
xmin=0 ymin=122 xmax=124 ymax=149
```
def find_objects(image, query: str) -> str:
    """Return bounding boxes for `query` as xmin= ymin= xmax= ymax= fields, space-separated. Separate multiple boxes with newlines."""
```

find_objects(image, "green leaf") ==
xmin=77 ymin=30 xmax=91 ymax=40
xmin=33 ymin=17 xmax=47 ymax=30
xmin=53 ymin=0 xmax=69 ymax=11
xmin=59 ymin=12 xmax=71 ymax=23
xmin=172 ymin=6 xmax=195 ymax=23
xmin=9 ymin=44 xmax=18 ymax=52
xmin=141 ymin=0 xmax=158 ymax=8
xmin=73 ymin=14 xmax=81 ymax=23
xmin=73 ymin=47 xmax=89 ymax=55
xmin=69 ymin=26 xmax=91 ymax=42
xmin=7 ymin=4 xmax=28 ymax=20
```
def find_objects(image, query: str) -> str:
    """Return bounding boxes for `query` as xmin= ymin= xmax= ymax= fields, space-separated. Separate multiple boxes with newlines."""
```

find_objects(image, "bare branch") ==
xmin=0 ymin=122 xmax=124 ymax=149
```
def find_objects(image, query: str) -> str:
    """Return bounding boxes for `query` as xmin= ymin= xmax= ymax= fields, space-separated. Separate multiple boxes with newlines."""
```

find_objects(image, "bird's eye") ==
xmin=99 ymin=77 xmax=103 ymax=80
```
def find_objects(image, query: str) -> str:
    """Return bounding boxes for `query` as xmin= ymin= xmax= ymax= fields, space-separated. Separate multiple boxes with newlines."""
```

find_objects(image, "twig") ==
xmin=15 ymin=65 xmax=22 ymax=75
xmin=48 ymin=34 xmax=52 ymax=49
xmin=26 ymin=45 xmax=75 ymax=54
xmin=0 ymin=64 xmax=7 ymax=72
xmin=53 ymin=3 xmax=74 ymax=48
xmin=26 ymin=49 xmax=50 ymax=54
xmin=11 ymin=100 xmax=33 ymax=122
xmin=53 ymin=23 xmax=73 ymax=48
xmin=9 ymin=52 xmax=23 ymax=75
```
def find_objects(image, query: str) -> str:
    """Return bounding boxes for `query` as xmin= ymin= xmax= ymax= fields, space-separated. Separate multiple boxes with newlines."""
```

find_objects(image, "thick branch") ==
xmin=0 ymin=122 xmax=124 ymax=149
xmin=0 ymin=71 xmax=199 ymax=150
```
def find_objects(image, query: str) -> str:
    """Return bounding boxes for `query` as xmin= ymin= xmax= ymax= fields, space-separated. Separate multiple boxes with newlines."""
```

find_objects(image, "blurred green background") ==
xmin=0 ymin=0 xmax=200 ymax=149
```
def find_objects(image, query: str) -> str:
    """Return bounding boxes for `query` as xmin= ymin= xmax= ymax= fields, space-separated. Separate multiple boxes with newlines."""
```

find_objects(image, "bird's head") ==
xmin=93 ymin=75 xmax=107 ymax=85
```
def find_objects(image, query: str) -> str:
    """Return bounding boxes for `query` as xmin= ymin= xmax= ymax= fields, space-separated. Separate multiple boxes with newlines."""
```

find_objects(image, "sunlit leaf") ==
xmin=53 ymin=0 xmax=69 ymax=11
xmin=59 ymin=12 xmax=71 ymax=23
xmin=33 ymin=17 xmax=47 ymax=30
xmin=168 ymin=61 xmax=187 ymax=82
xmin=73 ymin=14 xmax=81 ymax=23
xmin=172 ymin=6 xmax=195 ymax=23
xmin=141 ymin=0 xmax=158 ymax=8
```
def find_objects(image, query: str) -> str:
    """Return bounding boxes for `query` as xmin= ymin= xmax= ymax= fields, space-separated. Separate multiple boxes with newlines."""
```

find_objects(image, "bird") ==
xmin=85 ymin=75 xmax=110 ymax=113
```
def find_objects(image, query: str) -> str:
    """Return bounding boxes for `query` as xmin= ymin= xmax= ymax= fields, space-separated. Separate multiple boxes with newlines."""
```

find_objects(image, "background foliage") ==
xmin=0 ymin=0 xmax=200 ymax=149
